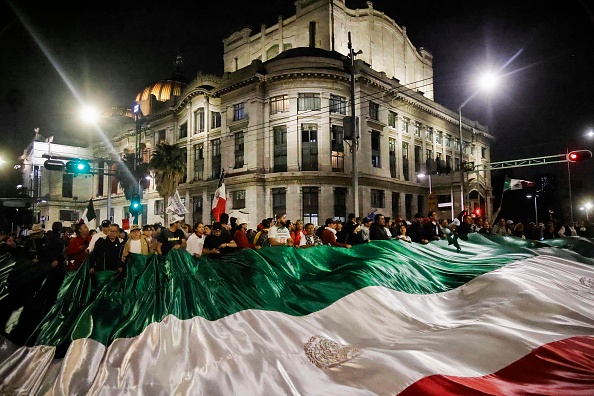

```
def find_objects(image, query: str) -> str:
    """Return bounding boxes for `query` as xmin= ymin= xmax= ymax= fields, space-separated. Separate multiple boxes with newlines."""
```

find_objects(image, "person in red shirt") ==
xmin=319 ymin=218 xmax=351 ymax=248
xmin=290 ymin=219 xmax=305 ymax=247
xmin=233 ymin=218 xmax=261 ymax=251
xmin=66 ymin=222 xmax=92 ymax=271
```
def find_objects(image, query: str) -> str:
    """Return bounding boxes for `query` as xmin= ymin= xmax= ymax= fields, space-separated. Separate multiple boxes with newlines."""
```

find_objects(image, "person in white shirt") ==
xmin=87 ymin=220 xmax=110 ymax=253
xmin=186 ymin=222 xmax=206 ymax=258
xmin=268 ymin=213 xmax=293 ymax=246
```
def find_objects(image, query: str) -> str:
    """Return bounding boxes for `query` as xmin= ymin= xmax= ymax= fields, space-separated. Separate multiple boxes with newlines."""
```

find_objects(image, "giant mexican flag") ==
xmin=1 ymin=234 xmax=593 ymax=394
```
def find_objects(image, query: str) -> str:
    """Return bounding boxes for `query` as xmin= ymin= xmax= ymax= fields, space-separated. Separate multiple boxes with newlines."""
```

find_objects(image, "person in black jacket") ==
xmin=89 ymin=224 xmax=124 ymax=273
xmin=423 ymin=210 xmax=443 ymax=242
xmin=369 ymin=214 xmax=391 ymax=240
xmin=408 ymin=213 xmax=428 ymax=244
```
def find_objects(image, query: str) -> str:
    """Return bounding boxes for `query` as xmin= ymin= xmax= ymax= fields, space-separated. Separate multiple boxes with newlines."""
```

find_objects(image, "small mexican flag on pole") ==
xmin=503 ymin=177 xmax=534 ymax=192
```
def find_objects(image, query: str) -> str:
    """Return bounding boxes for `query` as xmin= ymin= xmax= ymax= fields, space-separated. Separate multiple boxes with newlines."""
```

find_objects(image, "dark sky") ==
xmin=1 ymin=0 xmax=593 ymax=182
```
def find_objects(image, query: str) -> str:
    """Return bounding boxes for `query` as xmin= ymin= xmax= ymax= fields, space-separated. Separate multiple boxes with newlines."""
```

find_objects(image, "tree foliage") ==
xmin=149 ymin=144 xmax=186 ymax=223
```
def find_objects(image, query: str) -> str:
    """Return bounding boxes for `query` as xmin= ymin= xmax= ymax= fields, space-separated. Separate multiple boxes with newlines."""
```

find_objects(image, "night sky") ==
xmin=1 ymin=0 xmax=593 ymax=218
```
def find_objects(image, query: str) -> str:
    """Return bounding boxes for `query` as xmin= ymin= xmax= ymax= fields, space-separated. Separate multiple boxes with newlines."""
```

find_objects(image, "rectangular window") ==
xmin=445 ymin=134 xmax=451 ymax=148
xmin=426 ymin=149 xmax=433 ymax=173
xmin=211 ymin=138 xmax=221 ymax=179
xmin=180 ymin=148 xmax=187 ymax=183
xmin=369 ymin=101 xmax=379 ymax=121
xmin=417 ymin=195 xmax=424 ymax=216
xmin=405 ymin=194 xmax=413 ymax=221
xmin=301 ymin=124 xmax=318 ymax=171
xmin=446 ymin=154 xmax=452 ymax=173
xmin=402 ymin=142 xmax=410 ymax=181
xmin=154 ymin=199 xmax=164 ymax=215
xmin=270 ymin=95 xmax=290 ymax=115
xmin=194 ymin=144 xmax=204 ymax=180
xmin=233 ymin=102 xmax=246 ymax=121
xmin=392 ymin=192 xmax=400 ymax=219
xmin=192 ymin=196 xmax=203 ymax=224
xmin=329 ymin=94 xmax=347 ymax=114
xmin=414 ymin=122 xmax=422 ymax=137
xmin=331 ymin=125 xmax=344 ymax=172
xmin=272 ymin=188 xmax=286 ymax=217
xmin=402 ymin=118 xmax=409 ymax=134
xmin=425 ymin=126 xmax=433 ymax=141
xmin=297 ymin=93 xmax=321 ymax=111
xmin=455 ymin=157 xmax=461 ymax=171
xmin=211 ymin=111 xmax=221 ymax=129
xmin=455 ymin=137 xmax=460 ymax=151
xmin=436 ymin=131 xmax=443 ymax=145
xmin=389 ymin=137 xmax=397 ymax=178
xmin=273 ymin=125 xmax=287 ymax=172
xmin=414 ymin=145 xmax=422 ymax=172
xmin=371 ymin=130 xmax=381 ymax=168
xmin=482 ymin=146 xmax=487 ymax=158
xmin=302 ymin=187 xmax=319 ymax=226
xmin=179 ymin=122 xmax=187 ymax=139
xmin=62 ymin=174 xmax=73 ymax=198
xmin=156 ymin=129 xmax=166 ymax=145
xmin=232 ymin=190 xmax=246 ymax=209
xmin=371 ymin=189 xmax=385 ymax=208
xmin=234 ymin=131 xmax=244 ymax=168
xmin=194 ymin=108 xmax=205 ymax=133
xmin=388 ymin=111 xmax=397 ymax=128
xmin=59 ymin=210 xmax=79 ymax=222
xmin=333 ymin=187 xmax=347 ymax=222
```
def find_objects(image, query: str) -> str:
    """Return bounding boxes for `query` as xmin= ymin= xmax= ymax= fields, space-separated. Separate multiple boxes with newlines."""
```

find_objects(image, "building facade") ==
xmin=27 ymin=0 xmax=493 ymax=230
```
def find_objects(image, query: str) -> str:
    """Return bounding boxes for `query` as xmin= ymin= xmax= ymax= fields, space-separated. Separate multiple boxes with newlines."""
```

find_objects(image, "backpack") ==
xmin=255 ymin=230 xmax=270 ymax=247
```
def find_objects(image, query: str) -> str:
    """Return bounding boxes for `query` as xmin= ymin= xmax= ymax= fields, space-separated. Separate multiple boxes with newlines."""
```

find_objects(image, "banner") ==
xmin=167 ymin=190 xmax=188 ymax=215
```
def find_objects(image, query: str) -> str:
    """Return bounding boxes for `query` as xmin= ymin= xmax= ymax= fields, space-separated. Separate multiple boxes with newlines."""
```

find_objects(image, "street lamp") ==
xmin=417 ymin=172 xmax=432 ymax=194
xmin=580 ymin=202 xmax=593 ymax=221
xmin=457 ymin=71 xmax=499 ymax=212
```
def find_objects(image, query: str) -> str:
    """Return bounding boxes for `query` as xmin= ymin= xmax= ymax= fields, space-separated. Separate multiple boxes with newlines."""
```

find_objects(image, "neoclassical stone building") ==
xmin=33 ymin=0 xmax=494 ymax=228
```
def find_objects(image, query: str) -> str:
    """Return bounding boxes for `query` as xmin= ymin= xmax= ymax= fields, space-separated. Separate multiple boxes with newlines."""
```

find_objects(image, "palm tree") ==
xmin=149 ymin=143 xmax=186 ymax=224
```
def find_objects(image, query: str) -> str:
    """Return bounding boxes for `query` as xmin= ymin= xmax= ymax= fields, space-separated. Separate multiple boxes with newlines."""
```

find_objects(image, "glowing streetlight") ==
xmin=80 ymin=105 xmax=100 ymax=123
xmin=580 ymin=202 xmax=593 ymax=221
xmin=417 ymin=172 xmax=432 ymax=194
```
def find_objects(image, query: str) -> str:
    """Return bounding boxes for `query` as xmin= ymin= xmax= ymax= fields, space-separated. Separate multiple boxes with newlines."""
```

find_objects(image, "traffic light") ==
xmin=65 ymin=159 xmax=91 ymax=174
xmin=567 ymin=150 xmax=592 ymax=163
xmin=129 ymin=194 xmax=141 ymax=216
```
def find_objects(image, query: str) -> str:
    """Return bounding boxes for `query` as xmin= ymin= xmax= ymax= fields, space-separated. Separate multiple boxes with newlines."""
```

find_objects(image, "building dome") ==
xmin=135 ymin=79 xmax=187 ymax=102
xmin=135 ymin=52 xmax=189 ymax=102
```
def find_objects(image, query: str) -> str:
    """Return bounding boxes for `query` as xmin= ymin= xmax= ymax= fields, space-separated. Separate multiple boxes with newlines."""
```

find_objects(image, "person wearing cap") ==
xmin=319 ymin=218 xmax=351 ymax=248
xmin=203 ymin=221 xmax=237 ymax=256
xmin=156 ymin=218 xmax=187 ymax=256
xmin=122 ymin=224 xmax=150 ymax=262
xmin=233 ymin=218 xmax=261 ymax=250
xmin=88 ymin=220 xmax=111 ymax=253
xmin=369 ymin=214 xmax=391 ymax=241
xmin=408 ymin=213 xmax=427 ymax=243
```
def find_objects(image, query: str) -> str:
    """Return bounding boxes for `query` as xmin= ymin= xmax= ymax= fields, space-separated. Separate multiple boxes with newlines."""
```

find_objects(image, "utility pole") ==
xmin=348 ymin=32 xmax=360 ymax=218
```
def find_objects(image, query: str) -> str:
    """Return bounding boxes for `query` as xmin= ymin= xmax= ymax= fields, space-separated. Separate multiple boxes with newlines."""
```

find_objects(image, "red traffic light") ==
xmin=567 ymin=150 xmax=592 ymax=163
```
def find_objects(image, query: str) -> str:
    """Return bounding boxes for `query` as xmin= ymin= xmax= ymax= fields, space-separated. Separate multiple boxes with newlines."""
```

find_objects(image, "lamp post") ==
xmin=347 ymin=32 xmax=362 ymax=218
xmin=526 ymin=193 xmax=539 ymax=224
xmin=457 ymin=71 xmax=499 ymax=213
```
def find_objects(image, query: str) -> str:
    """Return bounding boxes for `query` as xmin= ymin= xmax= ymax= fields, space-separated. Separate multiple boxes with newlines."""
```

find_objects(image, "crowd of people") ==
xmin=2 ymin=210 xmax=594 ymax=275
